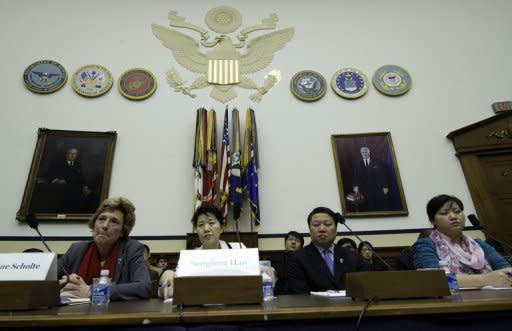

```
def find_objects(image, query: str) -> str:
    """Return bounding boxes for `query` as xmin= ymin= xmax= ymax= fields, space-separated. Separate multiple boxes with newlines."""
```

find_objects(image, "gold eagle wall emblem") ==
xmin=152 ymin=6 xmax=294 ymax=103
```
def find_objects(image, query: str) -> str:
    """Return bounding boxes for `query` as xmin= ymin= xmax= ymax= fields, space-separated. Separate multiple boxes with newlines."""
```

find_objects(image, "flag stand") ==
xmin=235 ymin=219 xmax=242 ymax=245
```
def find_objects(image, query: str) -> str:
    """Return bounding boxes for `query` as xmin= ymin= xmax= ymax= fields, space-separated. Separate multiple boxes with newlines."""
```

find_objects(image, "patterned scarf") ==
xmin=78 ymin=241 xmax=120 ymax=285
xmin=430 ymin=229 xmax=491 ymax=274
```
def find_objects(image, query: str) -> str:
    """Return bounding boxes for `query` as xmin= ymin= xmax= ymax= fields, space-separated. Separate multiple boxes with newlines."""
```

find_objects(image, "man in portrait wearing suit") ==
xmin=286 ymin=207 xmax=366 ymax=294
xmin=352 ymin=146 xmax=391 ymax=212
xmin=45 ymin=147 xmax=93 ymax=212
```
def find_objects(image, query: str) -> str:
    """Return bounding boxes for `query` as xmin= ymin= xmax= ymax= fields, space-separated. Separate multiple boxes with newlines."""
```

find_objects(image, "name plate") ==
xmin=176 ymin=248 xmax=260 ymax=277
xmin=0 ymin=253 xmax=57 ymax=280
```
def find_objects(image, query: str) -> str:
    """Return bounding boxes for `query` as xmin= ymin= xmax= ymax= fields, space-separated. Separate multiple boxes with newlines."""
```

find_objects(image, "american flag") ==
xmin=219 ymin=107 xmax=231 ymax=225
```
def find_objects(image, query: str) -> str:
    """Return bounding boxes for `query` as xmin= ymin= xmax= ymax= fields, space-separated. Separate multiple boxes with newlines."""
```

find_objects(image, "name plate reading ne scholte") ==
xmin=0 ymin=253 xmax=57 ymax=280
xmin=176 ymin=248 xmax=260 ymax=277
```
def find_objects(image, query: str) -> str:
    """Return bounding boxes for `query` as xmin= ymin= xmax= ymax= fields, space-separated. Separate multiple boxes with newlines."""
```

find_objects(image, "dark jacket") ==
xmin=286 ymin=244 xmax=367 ymax=294
xmin=58 ymin=238 xmax=151 ymax=300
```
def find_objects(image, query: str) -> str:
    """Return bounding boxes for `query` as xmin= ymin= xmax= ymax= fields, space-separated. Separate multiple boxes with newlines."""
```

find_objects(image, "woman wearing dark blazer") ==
xmin=58 ymin=197 xmax=151 ymax=300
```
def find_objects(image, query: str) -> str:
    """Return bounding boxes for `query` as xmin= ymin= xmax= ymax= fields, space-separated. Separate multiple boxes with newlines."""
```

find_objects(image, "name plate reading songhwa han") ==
xmin=0 ymin=253 xmax=57 ymax=280
xmin=176 ymin=248 xmax=260 ymax=277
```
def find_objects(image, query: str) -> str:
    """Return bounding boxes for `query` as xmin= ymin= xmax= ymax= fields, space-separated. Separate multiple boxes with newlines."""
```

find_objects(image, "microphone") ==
xmin=334 ymin=213 xmax=394 ymax=271
xmin=26 ymin=213 xmax=70 ymax=287
xmin=467 ymin=214 xmax=512 ymax=252
xmin=26 ymin=213 xmax=52 ymax=252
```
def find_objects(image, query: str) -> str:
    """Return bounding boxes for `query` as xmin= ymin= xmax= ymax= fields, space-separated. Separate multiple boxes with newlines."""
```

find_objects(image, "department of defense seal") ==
xmin=118 ymin=68 xmax=157 ymax=100
xmin=372 ymin=65 xmax=412 ymax=96
xmin=71 ymin=64 xmax=113 ymax=98
xmin=290 ymin=70 xmax=327 ymax=102
xmin=331 ymin=68 xmax=369 ymax=99
xmin=23 ymin=60 xmax=67 ymax=94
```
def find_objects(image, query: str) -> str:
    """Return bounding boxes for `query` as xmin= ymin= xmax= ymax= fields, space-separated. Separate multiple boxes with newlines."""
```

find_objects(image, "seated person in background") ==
xmin=269 ymin=231 xmax=304 ymax=295
xmin=58 ymin=197 xmax=151 ymax=300
xmin=142 ymin=244 xmax=162 ymax=281
xmin=286 ymin=207 xmax=366 ymax=294
xmin=337 ymin=238 xmax=357 ymax=252
xmin=358 ymin=241 xmax=389 ymax=271
xmin=156 ymin=256 xmax=169 ymax=272
xmin=395 ymin=229 xmax=432 ymax=270
xmin=159 ymin=205 xmax=231 ymax=295
xmin=413 ymin=194 xmax=512 ymax=288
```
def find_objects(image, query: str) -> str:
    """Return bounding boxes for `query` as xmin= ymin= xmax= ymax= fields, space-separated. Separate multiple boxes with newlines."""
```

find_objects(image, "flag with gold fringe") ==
xmin=242 ymin=108 xmax=260 ymax=225
xmin=192 ymin=108 xmax=207 ymax=210
xmin=202 ymin=109 xmax=217 ymax=205
xmin=230 ymin=108 xmax=243 ymax=221
xmin=219 ymin=106 xmax=231 ymax=225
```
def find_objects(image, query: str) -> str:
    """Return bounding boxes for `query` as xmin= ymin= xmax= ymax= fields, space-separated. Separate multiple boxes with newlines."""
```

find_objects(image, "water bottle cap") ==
xmin=100 ymin=269 xmax=110 ymax=276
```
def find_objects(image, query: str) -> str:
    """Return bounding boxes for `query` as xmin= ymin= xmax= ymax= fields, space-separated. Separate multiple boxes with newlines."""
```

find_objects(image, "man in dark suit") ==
xmin=286 ymin=207 xmax=366 ymax=294
xmin=352 ymin=146 xmax=390 ymax=211
xmin=46 ymin=147 xmax=93 ymax=212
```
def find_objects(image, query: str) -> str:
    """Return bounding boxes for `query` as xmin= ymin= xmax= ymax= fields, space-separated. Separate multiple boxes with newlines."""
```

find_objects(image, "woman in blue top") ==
xmin=413 ymin=194 xmax=511 ymax=288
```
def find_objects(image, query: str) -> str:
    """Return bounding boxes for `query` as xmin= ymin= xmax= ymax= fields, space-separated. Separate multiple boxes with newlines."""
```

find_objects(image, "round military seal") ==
xmin=118 ymin=68 xmax=157 ymax=100
xmin=372 ymin=65 xmax=412 ymax=96
xmin=331 ymin=68 xmax=369 ymax=99
xmin=71 ymin=64 xmax=113 ymax=97
xmin=23 ymin=60 xmax=67 ymax=94
xmin=290 ymin=70 xmax=327 ymax=102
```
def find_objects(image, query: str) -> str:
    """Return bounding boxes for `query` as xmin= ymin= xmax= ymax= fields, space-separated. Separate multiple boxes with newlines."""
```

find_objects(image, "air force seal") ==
xmin=331 ymin=68 xmax=369 ymax=99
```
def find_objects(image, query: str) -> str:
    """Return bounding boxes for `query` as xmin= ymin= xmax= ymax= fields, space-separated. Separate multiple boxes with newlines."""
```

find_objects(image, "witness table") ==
xmin=1 ymin=290 xmax=512 ymax=330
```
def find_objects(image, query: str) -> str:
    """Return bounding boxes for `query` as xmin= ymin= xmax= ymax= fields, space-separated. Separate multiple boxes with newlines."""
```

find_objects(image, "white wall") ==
xmin=1 ymin=0 xmax=510 ymax=249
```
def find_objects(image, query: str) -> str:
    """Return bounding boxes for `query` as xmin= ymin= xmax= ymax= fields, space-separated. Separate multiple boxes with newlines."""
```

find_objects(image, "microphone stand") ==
xmin=26 ymin=214 xmax=70 ymax=288
xmin=33 ymin=226 xmax=52 ymax=252
xmin=339 ymin=218 xmax=394 ymax=271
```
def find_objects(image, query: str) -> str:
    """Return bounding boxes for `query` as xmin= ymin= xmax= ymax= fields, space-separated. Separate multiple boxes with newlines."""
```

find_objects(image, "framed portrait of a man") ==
xmin=331 ymin=132 xmax=408 ymax=217
xmin=17 ymin=129 xmax=117 ymax=222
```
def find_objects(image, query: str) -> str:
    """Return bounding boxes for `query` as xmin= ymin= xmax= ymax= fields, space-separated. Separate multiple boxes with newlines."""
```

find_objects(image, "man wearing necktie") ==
xmin=45 ymin=147 xmax=93 ymax=212
xmin=352 ymin=146 xmax=391 ymax=212
xmin=286 ymin=207 xmax=366 ymax=294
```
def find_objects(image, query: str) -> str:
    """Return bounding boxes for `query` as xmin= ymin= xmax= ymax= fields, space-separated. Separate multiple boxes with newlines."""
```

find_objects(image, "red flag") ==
xmin=202 ymin=109 xmax=218 ymax=205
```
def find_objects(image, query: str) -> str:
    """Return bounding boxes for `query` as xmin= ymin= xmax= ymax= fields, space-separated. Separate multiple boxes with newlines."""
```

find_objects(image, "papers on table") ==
xmin=481 ymin=285 xmax=512 ymax=291
xmin=60 ymin=291 xmax=90 ymax=305
xmin=310 ymin=290 xmax=346 ymax=297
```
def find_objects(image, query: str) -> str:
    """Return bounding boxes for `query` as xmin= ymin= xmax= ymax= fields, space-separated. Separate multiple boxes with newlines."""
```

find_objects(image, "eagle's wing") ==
xmin=151 ymin=24 xmax=208 ymax=74
xmin=239 ymin=27 xmax=294 ymax=74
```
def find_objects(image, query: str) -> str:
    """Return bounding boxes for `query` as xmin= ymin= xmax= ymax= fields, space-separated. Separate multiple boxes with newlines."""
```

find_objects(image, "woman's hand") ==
xmin=60 ymin=273 xmax=91 ymax=298
xmin=481 ymin=268 xmax=512 ymax=288
xmin=159 ymin=270 xmax=176 ymax=299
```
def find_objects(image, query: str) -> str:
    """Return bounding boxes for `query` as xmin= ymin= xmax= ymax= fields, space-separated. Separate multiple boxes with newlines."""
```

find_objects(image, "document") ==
xmin=481 ymin=285 xmax=512 ymax=291
xmin=310 ymin=290 xmax=346 ymax=297
xmin=60 ymin=291 xmax=91 ymax=305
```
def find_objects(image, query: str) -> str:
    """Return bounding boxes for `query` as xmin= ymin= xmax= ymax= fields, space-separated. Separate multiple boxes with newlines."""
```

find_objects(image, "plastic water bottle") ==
xmin=439 ymin=260 xmax=460 ymax=298
xmin=259 ymin=261 xmax=274 ymax=301
xmin=91 ymin=269 xmax=112 ymax=305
